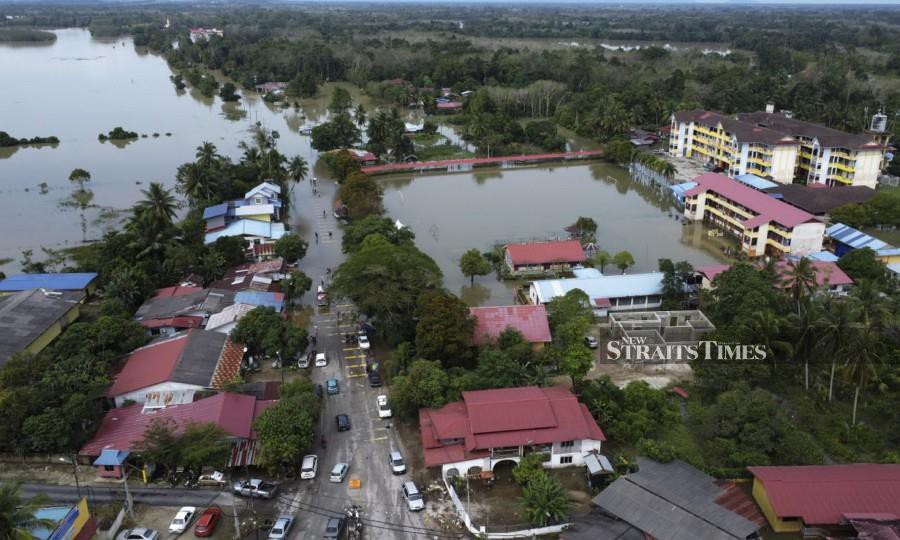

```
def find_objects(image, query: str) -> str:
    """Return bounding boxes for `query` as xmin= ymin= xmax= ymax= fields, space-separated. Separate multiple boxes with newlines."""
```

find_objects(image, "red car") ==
xmin=193 ymin=507 xmax=221 ymax=537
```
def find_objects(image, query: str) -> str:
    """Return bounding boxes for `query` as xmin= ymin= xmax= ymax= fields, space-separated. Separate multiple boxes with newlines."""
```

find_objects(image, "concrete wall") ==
xmin=771 ymin=145 xmax=797 ymax=183
xmin=788 ymin=222 xmax=826 ymax=256
xmin=853 ymin=150 xmax=882 ymax=189
xmin=113 ymin=382 xmax=203 ymax=408
xmin=25 ymin=304 xmax=80 ymax=356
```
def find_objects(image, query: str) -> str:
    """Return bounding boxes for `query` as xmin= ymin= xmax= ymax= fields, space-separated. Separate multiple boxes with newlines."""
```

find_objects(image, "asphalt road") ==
xmin=273 ymin=178 xmax=430 ymax=539
xmin=20 ymin=483 xmax=224 ymax=507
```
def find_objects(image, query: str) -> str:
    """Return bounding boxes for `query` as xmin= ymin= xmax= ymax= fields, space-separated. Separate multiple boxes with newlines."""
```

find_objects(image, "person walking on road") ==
xmin=314 ymin=232 xmax=319 ymax=243
xmin=323 ymin=209 xmax=326 ymax=218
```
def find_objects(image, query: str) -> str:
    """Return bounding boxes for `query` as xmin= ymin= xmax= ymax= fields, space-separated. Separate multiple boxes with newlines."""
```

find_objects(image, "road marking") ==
xmin=343 ymin=346 xmax=361 ymax=352
xmin=347 ymin=373 xmax=366 ymax=378
xmin=367 ymin=436 xmax=388 ymax=442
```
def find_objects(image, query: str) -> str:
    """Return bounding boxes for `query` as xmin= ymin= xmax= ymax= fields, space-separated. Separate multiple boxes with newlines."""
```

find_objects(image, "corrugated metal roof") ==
xmin=686 ymin=173 xmax=817 ymax=229
xmin=750 ymin=465 xmax=900 ymax=526
xmin=204 ymin=220 xmax=286 ymax=245
xmin=0 ymin=289 xmax=82 ymax=367
xmin=234 ymin=291 xmax=284 ymax=312
xmin=106 ymin=334 xmax=190 ymax=396
xmin=0 ymin=273 xmax=97 ymax=292
xmin=206 ymin=303 xmax=255 ymax=331
xmin=470 ymin=305 xmax=551 ymax=345
xmin=361 ymin=150 xmax=603 ymax=174
xmin=734 ymin=173 xmax=778 ymax=191
xmin=826 ymin=223 xmax=889 ymax=250
xmin=593 ymin=457 xmax=760 ymax=540
xmin=531 ymin=272 xmax=664 ymax=305
xmin=202 ymin=203 xmax=229 ymax=220
xmin=506 ymin=239 xmax=586 ymax=266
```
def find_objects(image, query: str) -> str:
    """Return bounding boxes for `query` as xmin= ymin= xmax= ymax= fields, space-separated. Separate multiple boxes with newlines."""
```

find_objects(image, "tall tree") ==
xmin=591 ymin=250 xmax=612 ymax=273
xmin=844 ymin=311 xmax=884 ymax=426
xmin=337 ymin=173 xmax=383 ymax=219
xmin=68 ymin=168 xmax=91 ymax=192
xmin=612 ymin=250 xmax=635 ymax=274
xmin=0 ymin=483 xmax=55 ymax=540
xmin=780 ymin=258 xmax=817 ymax=314
xmin=175 ymin=162 xmax=217 ymax=208
xmin=283 ymin=271 xmax=312 ymax=311
xmin=287 ymin=156 xmax=309 ymax=186
xmin=415 ymin=291 xmax=476 ymax=369
xmin=273 ymin=234 xmax=308 ymax=264
xmin=133 ymin=182 xmax=178 ymax=232
xmin=459 ymin=249 xmax=492 ymax=285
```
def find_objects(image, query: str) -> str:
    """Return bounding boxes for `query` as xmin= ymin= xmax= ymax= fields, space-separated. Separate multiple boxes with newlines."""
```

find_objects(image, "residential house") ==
xmin=254 ymin=82 xmax=287 ymax=95
xmin=435 ymin=101 xmax=463 ymax=112
xmin=825 ymin=222 xmax=890 ymax=257
xmin=695 ymin=260 xmax=854 ymax=295
xmin=0 ymin=272 xmax=98 ymax=296
xmin=683 ymin=172 xmax=826 ymax=257
xmin=0 ymin=289 xmax=83 ymax=368
xmin=529 ymin=268 xmax=665 ymax=317
xmin=764 ymin=184 xmax=876 ymax=218
xmin=504 ymin=239 xmax=586 ymax=275
xmin=204 ymin=219 xmax=286 ymax=246
xmin=419 ymin=386 xmax=605 ymax=474
xmin=208 ymin=258 xmax=287 ymax=293
xmin=203 ymin=181 xmax=285 ymax=245
xmin=588 ymin=457 xmax=764 ymax=540
xmin=670 ymin=107 xmax=886 ymax=188
xmin=749 ymin=464 xmax=900 ymax=534
xmin=189 ymin=28 xmax=223 ymax=42
xmin=469 ymin=305 xmax=552 ymax=350
xmin=80 ymin=392 xmax=276 ymax=468
xmin=107 ymin=329 xmax=244 ymax=409
xmin=206 ymin=303 xmax=256 ymax=334
xmin=346 ymin=149 xmax=378 ymax=166
xmin=134 ymin=288 xmax=235 ymax=336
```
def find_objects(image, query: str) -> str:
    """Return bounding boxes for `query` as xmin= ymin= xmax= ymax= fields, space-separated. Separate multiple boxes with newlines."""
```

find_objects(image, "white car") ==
xmin=357 ymin=332 xmax=370 ymax=350
xmin=267 ymin=516 xmax=293 ymax=540
xmin=168 ymin=507 xmax=196 ymax=533
xmin=300 ymin=454 xmax=318 ymax=479
xmin=315 ymin=352 xmax=327 ymax=367
xmin=116 ymin=529 xmax=159 ymax=540
xmin=376 ymin=395 xmax=392 ymax=418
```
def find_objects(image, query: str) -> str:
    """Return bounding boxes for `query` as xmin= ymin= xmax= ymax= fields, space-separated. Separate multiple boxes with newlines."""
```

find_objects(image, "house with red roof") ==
xmin=504 ymin=239 xmax=586 ymax=276
xmin=469 ymin=305 xmax=552 ymax=350
xmin=107 ymin=329 xmax=244 ymax=409
xmin=81 ymin=392 xmax=275 ymax=473
xmin=684 ymin=173 xmax=826 ymax=258
xmin=749 ymin=464 xmax=900 ymax=534
xmin=419 ymin=386 xmax=605 ymax=474
xmin=695 ymin=259 xmax=853 ymax=295
xmin=135 ymin=288 xmax=235 ymax=336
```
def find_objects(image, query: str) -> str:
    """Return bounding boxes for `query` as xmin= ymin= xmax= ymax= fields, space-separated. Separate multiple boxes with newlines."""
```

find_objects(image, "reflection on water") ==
xmin=381 ymin=163 xmax=730 ymax=306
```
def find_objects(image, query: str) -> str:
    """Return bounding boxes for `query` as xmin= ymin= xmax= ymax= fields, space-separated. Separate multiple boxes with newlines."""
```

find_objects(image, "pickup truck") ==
xmin=232 ymin=479 xmax=277 ymax=499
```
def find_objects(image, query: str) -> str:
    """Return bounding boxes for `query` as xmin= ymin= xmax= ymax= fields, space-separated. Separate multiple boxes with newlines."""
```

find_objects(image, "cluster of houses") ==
xmin=188 ymin=27 xmax=223 ymax=42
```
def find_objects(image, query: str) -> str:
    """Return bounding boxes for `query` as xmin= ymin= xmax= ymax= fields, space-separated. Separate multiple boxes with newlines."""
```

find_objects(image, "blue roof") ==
xmin=670 ymin=181 xmax=698 ymax=198
xmin=93 ymin=448 xmax=130 ymax=466
xmin=734 ymin=174 xmax=778 ymax=191
xmin=0 ymin=273 xmax=97 ymax=292
xmin=876 ymin=247 xmax=900 ymax=257
xmin=234 ymin=291 xmax=284 ymax=311
xmin=202 ymin=202 xmax=229 ymax=220
xmin=31 ymin=507 xmax=72 ymax=540
xmin=826 ymin=223 xmax=888 ymax=251
xmin=888 ymin=263 xmax=900 ymax=275
xmin=531 ymin=272 xmax=664 ymax=304
xmin=204 ymin=220 xmax=286 ymax=245
xmin=806 ymin=251 xmax=840 ymax=262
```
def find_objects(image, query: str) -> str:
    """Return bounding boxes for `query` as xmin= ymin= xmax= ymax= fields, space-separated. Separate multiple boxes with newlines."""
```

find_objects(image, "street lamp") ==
xmin=59 ymin=454 xmax=82 ymax=501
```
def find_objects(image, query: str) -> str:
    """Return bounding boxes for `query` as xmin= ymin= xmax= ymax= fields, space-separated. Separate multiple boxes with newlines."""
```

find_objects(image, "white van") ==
xmin=300 ymin=454 xmax=318 ymax=479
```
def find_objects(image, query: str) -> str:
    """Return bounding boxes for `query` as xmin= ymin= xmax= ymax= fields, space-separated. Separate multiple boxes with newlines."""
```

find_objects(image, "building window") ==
xmin=104 ymin=465 xmax=115 ymax=472
xmin=560 ymin=440 xmax=574 ymax=448
xmin=560 ymin=456 xmax=573 ymax=464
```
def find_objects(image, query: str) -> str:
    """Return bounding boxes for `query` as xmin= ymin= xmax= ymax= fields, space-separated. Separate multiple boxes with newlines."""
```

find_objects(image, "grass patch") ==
xmin=410 ymin=132 xmax=443 ymax=145
xmin=415 ymin=143 xmax=474 ymax=161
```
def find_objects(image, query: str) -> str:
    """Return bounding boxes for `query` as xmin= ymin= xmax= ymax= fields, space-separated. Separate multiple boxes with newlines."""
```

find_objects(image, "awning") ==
xmin=594 ymin=297 xmax=612 ymax=308
xmin=93 ymin=448 xmax=130 ymax=466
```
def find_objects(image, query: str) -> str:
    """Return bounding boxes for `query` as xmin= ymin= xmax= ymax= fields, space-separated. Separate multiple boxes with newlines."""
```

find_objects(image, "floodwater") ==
xmin=381 ymin=163 xmax=728 ymax=305
xmin=0 ymin=28 xmax=389 ymax=267
xmin=1 ymin=28 xmax=728 ymax=306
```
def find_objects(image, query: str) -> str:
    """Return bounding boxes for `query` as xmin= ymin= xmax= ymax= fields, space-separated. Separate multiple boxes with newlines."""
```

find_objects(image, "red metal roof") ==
xmin=593 ymin=298 xmax=612 ymax=308
xmin=685 ymin=172 xmax=819 ymax=229
xmin=775 ymin=260 xmax=853 ymax=287
xmin=506 ymin=239 xmax=586 ymax=266
xmin=360 ymin=150 xmax=603 ymax=174
xmin=106 ymin=335 xmax=190 ymax=397
xmin=210 ymin=337 xmax=245 ymax=389
xmin=470 ymin=305 xmax=551 ymax=345
xmin=139 ymin=316 xmax=204 ymax=330
xmin=419 ymin=385 xmax=605 ymax=467
xmin=749 ymin=465 xmax=900 ymax=525
xmin=153 ymin=286 xmax=204 ymax=299
xmin=80 ymin=393 xmax=264 ymax=456
xmin=695 ymin=264 xmax=732 ymax=282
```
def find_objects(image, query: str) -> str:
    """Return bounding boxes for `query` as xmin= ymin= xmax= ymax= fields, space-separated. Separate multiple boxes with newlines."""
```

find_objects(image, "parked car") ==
xmin=323 ymin=517 xmax=345 ymax=539
xmin=336 ymin=414 xmax=351 ymax=431
xmin=267 ymin=516 xmax=293 ymax=540
xmin=376 ymin=395 xmax=392 ymax=418
xmin=300 ymin=454 xmax=318 ymax=479
xmin=315 ymin=352 xmax=328 ymax=367
xmin=367 ymin=370 xmax=383 ymax=387
xmin=388 ymin=450 xmax=406 ymax=475
xmin=330 ymin=463 xmax=349 ymax=483
xmin=169 ymin=507 xmax=197 ymax=533
xmin=584 ymin=336 xmax=599 ymax=349
xmin=402 ymin=482 xmax=425 ymax=511
xmin=232 ymin=479 xmax=277 ymax=499
xmin=326 ymin=378 xmax=339 ymax=395
xmin=116 ymin=529 xmax=159 ymax=540
xmin=357 ymin=331 xmax=370 ymax=350
xmin=298 ymin=348 xmax=314 ymax=368
xmin=193 ymin=508 xmax=221 ymax=537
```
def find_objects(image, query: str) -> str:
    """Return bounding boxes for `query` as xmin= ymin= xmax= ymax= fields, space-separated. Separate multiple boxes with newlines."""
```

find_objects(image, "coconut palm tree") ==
xmin=817 ymin=298 xmax=858 ymax=403
xmin=195 ymin=141 xmax=221 ymax=171
xmin=133 ymin=182 xmax=179 ymax=232
xmin=787 ymin=297 xmax=821 ymax=390
xmin=353 ymin=104 xmax=367 ymax=128
xmin=287 ymin=156 xmax=309 ymax=186
xmin=741 ymin=309 xmax=792 ymax=374
xmin=843 ymin=311 xmax=884 ymax=425
xmin=0 ymin=482 xmax=55 ymax=540
xmin=781 ymin=258 xmax=818 ymax=315
xmin=175 ymin=162 xmax=217 ymax=208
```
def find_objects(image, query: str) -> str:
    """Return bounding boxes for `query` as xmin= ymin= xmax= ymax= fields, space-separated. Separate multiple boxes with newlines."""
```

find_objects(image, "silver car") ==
xmin=116 ymin=529 xmax=159 ymax=540
xmin=267 ymin=516 xmax=293 ymax=540
xmin=402 ymin=482 xmax=425 ymax=511
xmin=330 ymin=462 xmax=349 ymax=483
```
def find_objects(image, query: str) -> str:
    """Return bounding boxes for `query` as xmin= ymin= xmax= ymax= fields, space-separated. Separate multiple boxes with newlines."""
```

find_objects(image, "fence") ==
xmin=441 ymin=470 xmax=570 ymax=539
xmin=98 ymin=505 xmax=126 ymax=540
